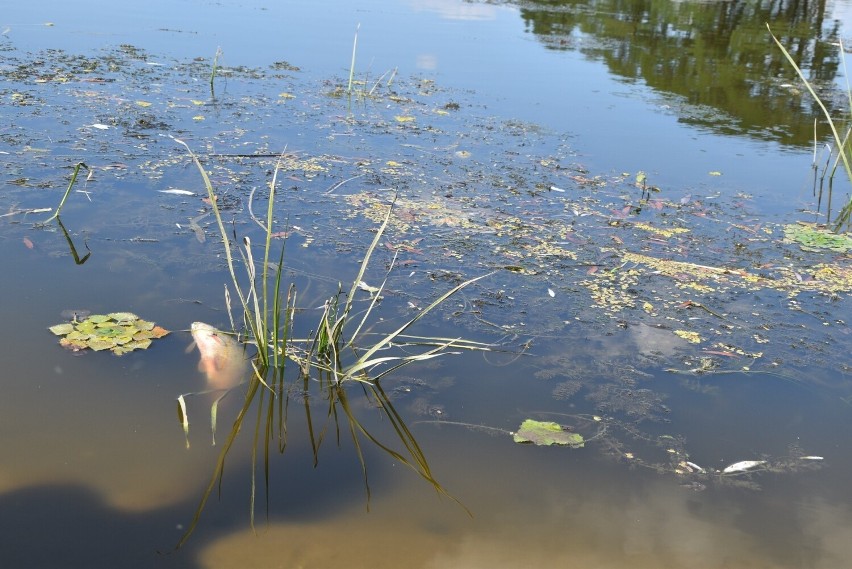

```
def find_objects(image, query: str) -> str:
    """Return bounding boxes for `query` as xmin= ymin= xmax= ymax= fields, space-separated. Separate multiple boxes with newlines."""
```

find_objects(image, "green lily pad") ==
xmin=88 ymin=338 xmax=116 ymax=351
xmin=108 ymin=312 xmax=138 ymax=322
xmin=49 ymin=323 xmax=74 ymax=336
xmin=783 ymin=223 xmax=852 ymax=252
xmin=513 ymin=419 xmax=585 ymax=447
xmin=49 ymin=312 xmax=169 ymax=355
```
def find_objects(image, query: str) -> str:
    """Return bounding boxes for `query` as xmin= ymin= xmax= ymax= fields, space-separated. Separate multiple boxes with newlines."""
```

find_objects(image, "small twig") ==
xmin=411 ymin=420 xmax=511 ymax=436
xmin=324 ymin=173 xmax=366 ymax=194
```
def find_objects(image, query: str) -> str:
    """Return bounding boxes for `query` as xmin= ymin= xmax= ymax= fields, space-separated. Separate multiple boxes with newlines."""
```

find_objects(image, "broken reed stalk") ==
xmin=347 ymin=23 xmax=360 ymax=94
xmin=768 ymin=25 xmax=852 ymax=231
xmin=210 ymin=47 xmax=222 ymax=97
xmin=43 ymin=162 xmax=88 ymax=223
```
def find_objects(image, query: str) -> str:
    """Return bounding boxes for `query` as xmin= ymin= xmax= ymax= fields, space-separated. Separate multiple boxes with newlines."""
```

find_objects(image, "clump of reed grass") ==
xmin=343 ymin=25 xmax=396 ymax=100
xmin=173 ymin=138 xmax=490 ymax=547
xmin=769 ymin=25 xmax=852 ymax=232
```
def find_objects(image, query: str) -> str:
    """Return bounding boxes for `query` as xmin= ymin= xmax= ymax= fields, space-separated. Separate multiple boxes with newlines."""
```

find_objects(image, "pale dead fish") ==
xmin=158 ymin=188 xmax=196 ymax=196
xmin=190 ymin=322 xmax=248 ymax=390
xmin=722 ymin=460 xmax=766 ymax=474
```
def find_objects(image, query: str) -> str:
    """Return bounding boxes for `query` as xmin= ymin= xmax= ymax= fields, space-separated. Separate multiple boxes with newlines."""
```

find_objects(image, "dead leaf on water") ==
xmin=513 ymin=419 xmax=585 ymax=447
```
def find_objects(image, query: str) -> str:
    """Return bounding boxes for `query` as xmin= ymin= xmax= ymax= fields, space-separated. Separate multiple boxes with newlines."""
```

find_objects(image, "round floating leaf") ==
xmin=76 ymin=321 xmax=97 ymax=334
xmin=513 ymin=419 xmax=585 ymax=448
xmin=108 ymin=312 xmax=139 ymax=323
xmin=49 ymin=323 xmax=74 ymax=336
xmin=149 ymin=326 xmax=169 ymax=339
xmin=94 ymin=326 xmax=125 ymax=338
xmin=88 ymin=338 xmax=115 ymax=351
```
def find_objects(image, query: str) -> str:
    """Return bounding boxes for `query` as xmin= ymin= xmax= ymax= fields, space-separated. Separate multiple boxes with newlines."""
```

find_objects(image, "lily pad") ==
xmin=513 ymin=419 xmax=585 ymax=447
xmin=48 ymin=323 xmax=74 ymax=336
xmin=48 ymin=312 xmax=169 ymax=355
xmin=783 ymin=223 xmax=852 ymax=252
xmin=108 ymin=312 xmax=139 ymax=323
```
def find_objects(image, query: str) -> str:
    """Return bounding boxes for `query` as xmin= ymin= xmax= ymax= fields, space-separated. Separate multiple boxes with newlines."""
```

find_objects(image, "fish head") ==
xmin=190 ymin=322 xmax=247 ymax=390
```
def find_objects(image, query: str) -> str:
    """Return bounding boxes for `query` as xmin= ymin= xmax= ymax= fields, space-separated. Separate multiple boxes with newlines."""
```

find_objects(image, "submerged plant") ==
xmin=173 ymin=138 xmax=491 ymax=546
xmin=768 ymin=25 xmax=852 ymax=231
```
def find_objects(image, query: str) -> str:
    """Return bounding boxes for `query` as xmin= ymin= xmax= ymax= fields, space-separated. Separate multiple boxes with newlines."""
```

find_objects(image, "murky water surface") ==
xmin=2 ymin=1 xmax=852 ymax=567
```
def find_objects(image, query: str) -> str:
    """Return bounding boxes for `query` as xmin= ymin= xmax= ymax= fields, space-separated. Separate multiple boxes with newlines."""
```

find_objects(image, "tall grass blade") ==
xmin=176 ymin=377 xmax=261 ymax=549
xmin=43 ymin=162 xmax=88 ymax=223
xmin=210 ymin=47 xmax=222 ymax=97
xmin=55 ymin=217 xmax=91 ymax=264
xmin=347 ymin=24 xmax=360 ymax=95
xmin=768 ymin=25 xmax=852 ymax=230
xmin=177 ymin=395 xmax=190 ymax=449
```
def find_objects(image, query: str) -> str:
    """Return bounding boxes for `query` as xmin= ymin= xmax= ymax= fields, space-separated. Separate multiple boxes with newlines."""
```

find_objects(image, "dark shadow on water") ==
xmin=0 ymin=483 xmax=199 ymax=569
xmin=0 ymin=436 xmax=384 ymax=568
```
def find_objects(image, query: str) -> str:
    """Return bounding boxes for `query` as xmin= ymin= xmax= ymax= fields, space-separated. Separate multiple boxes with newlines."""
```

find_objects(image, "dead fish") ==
xmin=190 ymin=322 xmax=248 ymax=390
xmin=722 ymin=460 xmax=766 ymax=474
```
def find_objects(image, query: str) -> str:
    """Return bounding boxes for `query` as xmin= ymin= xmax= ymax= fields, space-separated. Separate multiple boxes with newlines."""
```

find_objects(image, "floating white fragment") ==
xmin=158 ymin=189 xmax=195 ymax=196
xmin=547 ymin=288 xmax=555 ymax=298
xmin=799 ymin=456 xmax=824 ymax=461
xmin=91 ymin=123 xmax=110 ymax=130
xmin=722 ymin=460 xmax=766 ymax=474
xmin=550 ymin=186 xmax=565 ymax=192
xmin=357 ymin=281 xmax=380 ymax=294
